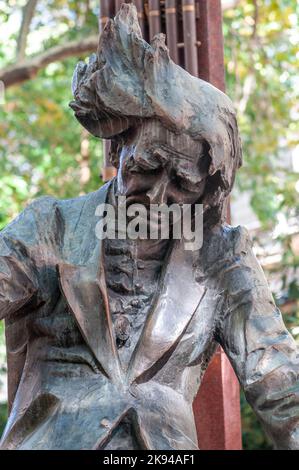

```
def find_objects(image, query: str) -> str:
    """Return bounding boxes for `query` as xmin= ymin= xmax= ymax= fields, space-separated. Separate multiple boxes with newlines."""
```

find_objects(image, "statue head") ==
xmin=70 ymin=4 xmax=242 ymax=225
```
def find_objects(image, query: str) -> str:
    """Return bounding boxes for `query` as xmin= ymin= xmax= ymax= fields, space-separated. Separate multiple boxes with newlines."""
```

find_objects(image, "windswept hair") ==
xmin=70 ymin=4 xmax=242 ymax=224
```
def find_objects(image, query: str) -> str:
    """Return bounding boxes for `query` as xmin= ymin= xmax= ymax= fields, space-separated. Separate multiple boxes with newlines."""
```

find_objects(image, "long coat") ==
xmin=0 ymin=182 xmax=299 ymax=449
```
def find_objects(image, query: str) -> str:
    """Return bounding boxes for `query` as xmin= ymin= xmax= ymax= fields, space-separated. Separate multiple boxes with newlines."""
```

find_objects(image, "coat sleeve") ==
xmin=215 ymin=226 xmax=299 ymax=449
xmin=0 ymin=196 xmax=58 ymax=320
xmin=0 ymin=238 xmax=38 ymax=320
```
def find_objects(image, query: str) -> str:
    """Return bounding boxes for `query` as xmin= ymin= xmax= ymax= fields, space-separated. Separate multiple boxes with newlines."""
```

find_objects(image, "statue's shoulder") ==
xmin=57 ymin=182 xmax=111 ymax=234
xmin=1 ymin=195 xmax=59 ymax=241
xmin=219 ymin=223 xmax=252 ymax=252
xmin=58 ymin=182 xmax=110 ymax=217
xmin=209 ymin=222 xmax=251 ymax=245
xmin=0 ymin=182 xmax=111 ymax=245
xmin=202 ymin=223 xmax=253 ymax=269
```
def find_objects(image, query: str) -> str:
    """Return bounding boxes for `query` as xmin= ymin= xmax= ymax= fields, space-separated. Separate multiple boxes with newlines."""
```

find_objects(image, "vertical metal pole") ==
xmin=165 ymin=0 xmax=179 ymax=63
xmin=182 ymin=0 xmax=198 ymax=76
xmin=134 ymin=0 xmax=146 ymax=37
xmin=99 ymin=0 xmax=118 ymax=182
xmin=196 ymin=0 xmax=225 ymax=91
xmin=148 ymin=0 xmax=161 ymax=39
xmin=99 ymin=0 xmax=113 ymax=30
xmin=192 ymin=0 xmax=242 ymax=450
xmin=115 ymin=0 xmax=123 ymax=12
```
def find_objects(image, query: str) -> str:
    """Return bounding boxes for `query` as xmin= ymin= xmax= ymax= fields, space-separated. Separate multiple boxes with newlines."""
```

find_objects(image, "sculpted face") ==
xmin=71 ymin=4 xmax=242 ymax=225
xmin=115 ymin=120 xmax=210 ymax=206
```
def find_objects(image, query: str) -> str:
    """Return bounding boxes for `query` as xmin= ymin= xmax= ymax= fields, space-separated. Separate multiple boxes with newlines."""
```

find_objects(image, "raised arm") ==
xmin=215 ymin=227 xmax=299 ymax=449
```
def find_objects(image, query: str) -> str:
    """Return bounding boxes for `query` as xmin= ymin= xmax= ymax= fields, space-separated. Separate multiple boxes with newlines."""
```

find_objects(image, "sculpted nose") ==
xmin=146 ymin=171 xmax=169 ymax=204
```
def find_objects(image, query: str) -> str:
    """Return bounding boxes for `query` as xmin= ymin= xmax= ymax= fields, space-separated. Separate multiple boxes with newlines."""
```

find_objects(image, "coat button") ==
xmin=100 ymin=418 xmax=111 ymax=428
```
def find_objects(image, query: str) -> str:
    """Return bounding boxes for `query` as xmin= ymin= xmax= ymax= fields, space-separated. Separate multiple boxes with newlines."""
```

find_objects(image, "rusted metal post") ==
xmin=134 ymin=0 xmax=146 ymax=36
xmin=165 ymin=0 xmax=179 ymax=63
xmin=194 ymin=349 xmax=242 ymax=450
xmin=182 ymin=0 xmax=198 ymax=76
xmin=115 ymin=0 xmax=126 ymax=11
xmin=196 ymin=0 xmax=225 ymax=91
xmin=148 ymin=0 xmax=162 ymax=39
xmin=99 ymin=0 xmax=113 ymax=30
xmin=192 ymin=0 xmax=242 ymax=450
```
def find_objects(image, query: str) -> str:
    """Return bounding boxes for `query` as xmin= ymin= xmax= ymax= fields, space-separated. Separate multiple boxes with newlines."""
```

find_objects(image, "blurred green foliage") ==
xmin=0 ymin=0 xmax=102 ymax=229
xmin=224 ymin=0 xmax=299 ymax=228
xmin=0 ymin=404 xmax=7 ymax=436
xmin=224 ymin=0 xmax=299 ymax=450
xmin=0 ymin=0 xmax=299 ymax=449
xmin=0 ymin=59 xmax=104 ymax=228
xmin=0 ymin=321 xmax=6 ymax=436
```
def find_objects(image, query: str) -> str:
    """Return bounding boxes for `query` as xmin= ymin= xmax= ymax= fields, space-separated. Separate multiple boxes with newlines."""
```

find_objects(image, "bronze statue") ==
xmin=0 ymin=5 xmax=298 ymax=450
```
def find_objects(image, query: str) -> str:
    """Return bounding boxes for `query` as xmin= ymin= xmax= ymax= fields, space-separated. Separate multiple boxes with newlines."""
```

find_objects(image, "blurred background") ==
xmin=0 ymin=0 xmax=298 ymax=449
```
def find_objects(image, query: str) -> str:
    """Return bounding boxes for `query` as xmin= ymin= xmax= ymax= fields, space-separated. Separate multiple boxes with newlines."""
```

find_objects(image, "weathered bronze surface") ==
xmin=0 ymin=5 xmax=299 ymax=450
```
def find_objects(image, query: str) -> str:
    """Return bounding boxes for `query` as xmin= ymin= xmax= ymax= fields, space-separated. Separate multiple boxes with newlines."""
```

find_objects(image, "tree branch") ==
xmin=17 ymin=0 xmax=39 ymax=61
xmin=0 ymin=35 xmax=99 ymax=88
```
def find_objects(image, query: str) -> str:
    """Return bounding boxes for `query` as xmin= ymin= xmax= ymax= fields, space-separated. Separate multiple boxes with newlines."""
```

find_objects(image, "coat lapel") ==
xmin=58 ymin=181 xmax=123 ymax=385
xmin=58 ymin=261 xmax=123 ymax=384
xmin=127 ymin=241 xmax=206 ymax=383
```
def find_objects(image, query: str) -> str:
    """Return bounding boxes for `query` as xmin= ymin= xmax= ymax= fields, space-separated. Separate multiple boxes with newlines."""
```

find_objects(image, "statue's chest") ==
xmin=104 ymin=238 xmax=167 ymax=367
